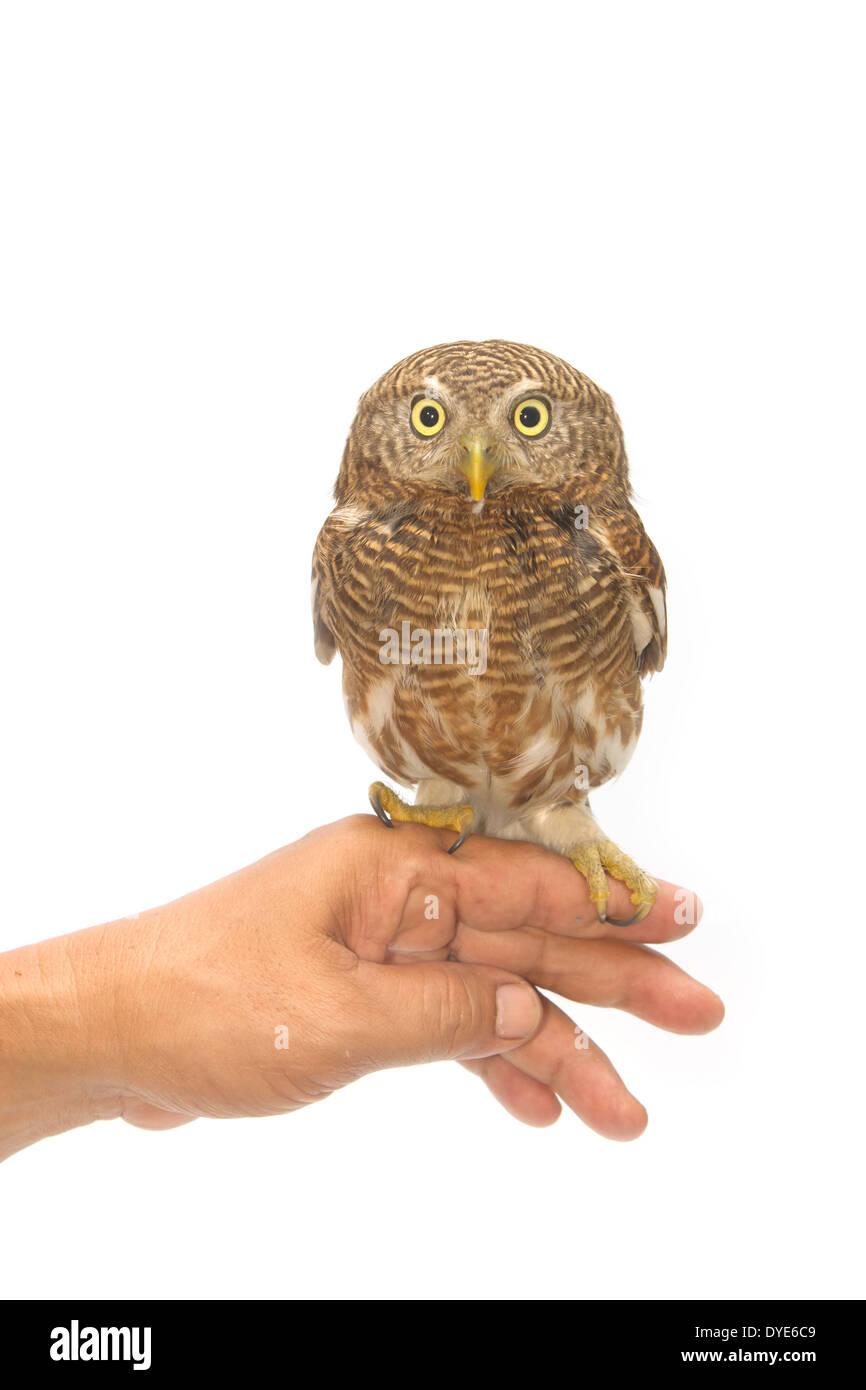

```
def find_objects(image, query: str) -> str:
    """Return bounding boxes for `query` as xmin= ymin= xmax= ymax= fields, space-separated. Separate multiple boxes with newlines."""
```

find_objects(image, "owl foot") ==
xmin=368 ymin=782 xmax=475 ymax=854
xmin=569 ymin=840 xmax=657 ymax=926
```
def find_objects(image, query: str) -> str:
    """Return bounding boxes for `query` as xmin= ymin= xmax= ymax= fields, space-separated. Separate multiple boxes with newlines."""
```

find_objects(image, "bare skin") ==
xmin=0 ymin=816 xmax=723 ymax=1162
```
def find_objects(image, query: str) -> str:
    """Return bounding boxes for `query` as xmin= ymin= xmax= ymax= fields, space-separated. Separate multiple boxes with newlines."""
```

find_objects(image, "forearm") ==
xmin=0 ymin=928 xmax=124 ymax=1163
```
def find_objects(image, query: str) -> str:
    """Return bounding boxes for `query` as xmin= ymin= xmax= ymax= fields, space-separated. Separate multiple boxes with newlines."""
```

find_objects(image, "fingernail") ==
xmin=496 ymin=984 xmax=540 ymax=1039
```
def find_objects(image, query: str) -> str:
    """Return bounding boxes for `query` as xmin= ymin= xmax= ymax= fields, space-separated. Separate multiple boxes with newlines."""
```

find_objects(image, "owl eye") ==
xmin=410 ymin=397 xmax=446 ymax=438
xmin=513 ymin=397 xmax=551 ymax=438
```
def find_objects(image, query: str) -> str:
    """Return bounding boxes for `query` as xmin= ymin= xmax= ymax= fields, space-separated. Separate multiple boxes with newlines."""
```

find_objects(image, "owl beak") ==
xmin=460 ymin=436 xmax=497 ymax=501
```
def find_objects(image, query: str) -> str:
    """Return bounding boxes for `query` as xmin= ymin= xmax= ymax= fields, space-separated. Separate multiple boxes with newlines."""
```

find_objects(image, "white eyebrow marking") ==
xmin=423 ymin=375 xmax=442 ymax=398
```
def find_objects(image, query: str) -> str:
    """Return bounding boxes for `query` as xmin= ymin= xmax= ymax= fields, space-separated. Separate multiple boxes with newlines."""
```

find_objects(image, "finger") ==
xmin=368 ymin=819 xmax=702 ymax=944
xmin=451 ymin=839 xmax=702 ymax=942
xmin=461 ymin=1056 xmax=562 ymax=1128
xmin=500 ymin=995 xmax=649 ymax=1141
xmin=454 ymin=928 xmax=726 ymax=1034
xmin=351 ymin=958 xmax=544 ymax=1067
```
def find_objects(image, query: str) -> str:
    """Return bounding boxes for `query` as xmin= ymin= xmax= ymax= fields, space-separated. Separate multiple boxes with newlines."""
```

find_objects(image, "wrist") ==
xmin=0 ymin=925 xmax=127 ymax=1162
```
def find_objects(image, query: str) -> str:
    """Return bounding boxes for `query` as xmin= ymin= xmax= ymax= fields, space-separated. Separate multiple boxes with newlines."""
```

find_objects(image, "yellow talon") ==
xmin=570 ymin=845 xmax=610 ymax=914
xmin=569 ymin=838 xmax=657 ymax=926
xmin=368 ymin=782 xmax=475 ymax=854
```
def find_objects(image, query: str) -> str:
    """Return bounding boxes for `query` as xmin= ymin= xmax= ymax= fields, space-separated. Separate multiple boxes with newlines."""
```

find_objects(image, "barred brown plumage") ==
xmin=312 ymin=340 xmax=667 ymax=924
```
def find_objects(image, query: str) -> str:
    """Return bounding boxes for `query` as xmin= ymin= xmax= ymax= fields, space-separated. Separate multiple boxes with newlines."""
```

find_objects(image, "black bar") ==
xmin=1 ymin=1299 xmax=859 ymax=1374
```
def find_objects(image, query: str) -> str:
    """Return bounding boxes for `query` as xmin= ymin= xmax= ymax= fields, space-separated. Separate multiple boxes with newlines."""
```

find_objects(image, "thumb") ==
xmin=354 ymin=958 xmax=543 ymax=1069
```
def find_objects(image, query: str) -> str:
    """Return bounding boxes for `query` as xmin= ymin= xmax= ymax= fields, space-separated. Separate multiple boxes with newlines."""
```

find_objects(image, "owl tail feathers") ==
xmin=368 ymin=781 xmax=474 ymax=854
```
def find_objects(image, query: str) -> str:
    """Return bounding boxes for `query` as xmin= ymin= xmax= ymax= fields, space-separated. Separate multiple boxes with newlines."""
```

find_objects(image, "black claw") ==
xmin=368 ymin=787 xmax=394 ymax=828
xmin=447 ymin=827 xmax=471 ymax=854
xmin=606 ymin=906 xmax=651 ymax=928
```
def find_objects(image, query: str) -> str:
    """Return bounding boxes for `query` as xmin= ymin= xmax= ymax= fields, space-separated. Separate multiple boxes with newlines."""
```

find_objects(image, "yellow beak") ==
xmin=460 ymin=436 xmax=497 ymax=501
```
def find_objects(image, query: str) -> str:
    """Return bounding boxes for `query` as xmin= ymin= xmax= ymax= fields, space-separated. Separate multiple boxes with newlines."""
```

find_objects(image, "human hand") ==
xmin=306 ymin=816 xmax=723 ymax=1136
xmin=0 ymin=816 xmax=722 ymax=1160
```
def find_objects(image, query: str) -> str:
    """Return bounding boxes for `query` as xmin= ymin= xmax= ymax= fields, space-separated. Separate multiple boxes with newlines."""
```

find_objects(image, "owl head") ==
xmin=335 ymin=340 xmax=631 ymax=507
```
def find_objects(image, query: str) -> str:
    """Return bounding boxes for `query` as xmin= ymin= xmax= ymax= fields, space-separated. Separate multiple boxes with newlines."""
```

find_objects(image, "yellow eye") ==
xmin=513 ymin=397 xmax=550 ymax=437
xmin=410 ymin=397 xmax=446 ymax=437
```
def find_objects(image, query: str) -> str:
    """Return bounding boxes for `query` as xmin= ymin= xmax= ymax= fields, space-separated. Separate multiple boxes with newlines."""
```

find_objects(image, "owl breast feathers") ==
xmin=312 ymin=339 xmax=666 ymax=838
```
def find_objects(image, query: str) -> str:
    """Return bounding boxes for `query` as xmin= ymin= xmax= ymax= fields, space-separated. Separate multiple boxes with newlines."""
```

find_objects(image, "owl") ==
xmin=312 ymin=340 xmax=666 ymax=925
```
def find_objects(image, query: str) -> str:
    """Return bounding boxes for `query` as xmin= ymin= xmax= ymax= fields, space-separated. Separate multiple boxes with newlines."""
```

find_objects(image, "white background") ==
xmin=1 ymin=1 xmax=863 ymax=1300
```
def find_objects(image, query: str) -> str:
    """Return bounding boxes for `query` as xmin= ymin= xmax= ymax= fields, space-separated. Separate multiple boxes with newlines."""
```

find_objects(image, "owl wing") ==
xmin=311 ymin=512 xmax=341 ymax=666
xmin=312 ymin=503 xmax=385 ymax=665
xmin=312 ymin=498 xmax=427 ymax=667
xmin=597 ymin=503 xmax=667 ymax=674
